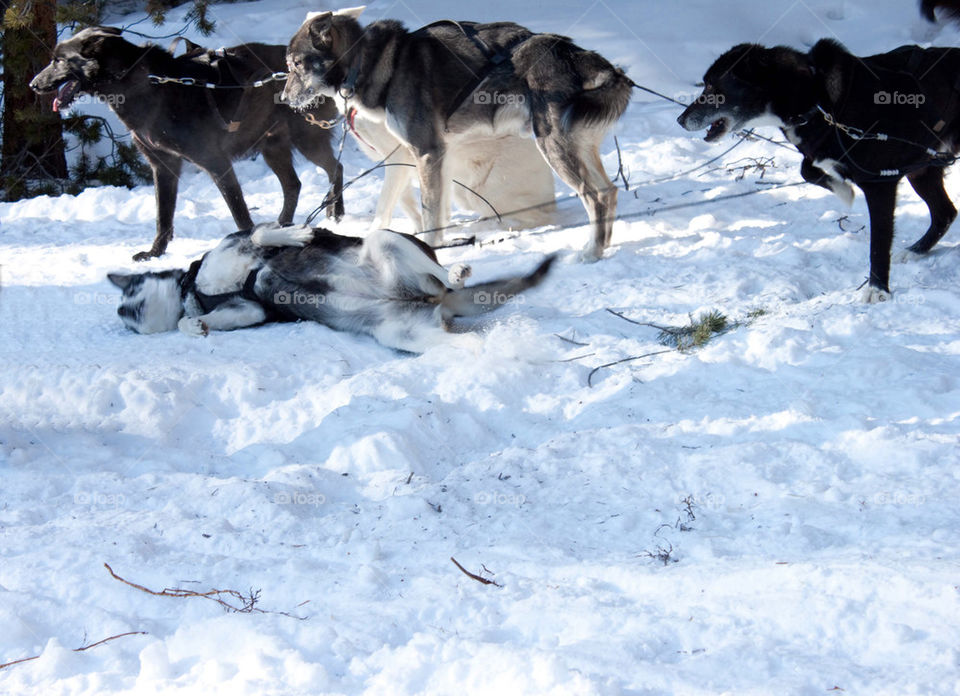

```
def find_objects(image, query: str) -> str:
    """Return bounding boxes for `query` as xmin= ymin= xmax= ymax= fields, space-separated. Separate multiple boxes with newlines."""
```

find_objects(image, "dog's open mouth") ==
xmin=53 ymin=80 xmax=80 ymax=112
xmin=705 ymin=117 xmax=730 ymax=142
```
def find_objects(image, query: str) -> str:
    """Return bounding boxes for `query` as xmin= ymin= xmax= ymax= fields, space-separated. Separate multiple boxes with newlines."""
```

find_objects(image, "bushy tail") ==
xmin=563 ymin=63 xmax=634 ymax=131
xmin=440 ymin=254 xmax=557 ymax=320
xmin=922 ymin=0 xmax=960 ymax=22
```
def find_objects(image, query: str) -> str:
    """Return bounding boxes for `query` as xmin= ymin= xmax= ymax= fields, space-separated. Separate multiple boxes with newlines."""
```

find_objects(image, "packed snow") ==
xmin=2 ymin=0 xmax=960 ymax=693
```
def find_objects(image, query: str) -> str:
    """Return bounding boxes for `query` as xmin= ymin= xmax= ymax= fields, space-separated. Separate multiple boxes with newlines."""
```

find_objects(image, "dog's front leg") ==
xmin=178 ymin=299 xmax=267 ymax=336
xmin=199 ymin=157 xmax=254 ymax=232
xmin=135 ymin=147 xmax=183 ymax=261
xmin=373 ymin=162 xmax=421 ymax=231
xmin=800 ymin=158 xmax=854 ymax=206
xmin=416 ymin=149 xmax=450 ymax=247
xmin=860 ymin=180 xmax=899 ymax=302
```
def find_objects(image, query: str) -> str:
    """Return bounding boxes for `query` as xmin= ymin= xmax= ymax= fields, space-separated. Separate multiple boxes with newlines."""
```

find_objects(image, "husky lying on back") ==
xmin=108 ymin=225 xmax=555 ymax=352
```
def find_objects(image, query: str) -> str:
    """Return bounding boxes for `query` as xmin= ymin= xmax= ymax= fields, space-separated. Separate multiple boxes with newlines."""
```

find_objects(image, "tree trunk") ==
xmin=1 ymin=0 xmax=67 ymax=199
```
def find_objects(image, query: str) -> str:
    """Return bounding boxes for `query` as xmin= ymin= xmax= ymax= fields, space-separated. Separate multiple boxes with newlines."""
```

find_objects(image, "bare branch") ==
xmin=450 ymin=557 xmax=502 ymax=587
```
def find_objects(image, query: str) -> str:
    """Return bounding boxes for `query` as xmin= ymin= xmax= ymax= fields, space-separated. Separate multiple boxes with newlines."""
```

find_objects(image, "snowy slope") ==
xmin=2 ymin=1 xmax=960 ymax=694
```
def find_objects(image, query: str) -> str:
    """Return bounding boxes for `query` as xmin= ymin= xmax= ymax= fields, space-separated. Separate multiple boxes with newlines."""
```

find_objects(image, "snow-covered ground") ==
xmin=3 ymin=0 xmax=960 ymax=693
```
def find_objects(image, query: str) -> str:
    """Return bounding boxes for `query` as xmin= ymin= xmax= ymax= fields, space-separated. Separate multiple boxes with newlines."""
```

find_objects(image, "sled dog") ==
xmin=108 ymin=224 xmax=555 ymax=353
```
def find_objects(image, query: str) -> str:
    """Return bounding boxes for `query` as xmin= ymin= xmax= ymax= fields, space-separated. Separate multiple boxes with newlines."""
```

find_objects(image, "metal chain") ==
xmin=815 ymin=105 xmax=958 ymax=178
xmin=303 ymin=113 xmax=342 ymax=129
xmin=147 ymin=71 xmax=288 ymax=89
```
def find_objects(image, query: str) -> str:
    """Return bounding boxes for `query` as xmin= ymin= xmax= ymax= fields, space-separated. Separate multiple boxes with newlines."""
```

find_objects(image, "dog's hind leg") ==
xmin=905 ymin=166 xmax=957 ymax=254
xmin=360 ymin=229 xmax=466 ymax=295
xmin=178 ymin=298 xmax=267 ymax=336
xmin=583 ymin=135 xmax=618 ymax=252
xmin=261 ymin=135 xmax=302 ymax=226
xmin=369 ymin=310 xmax=449 ymax=353
xmin=135 ymin=148 xmax=183 ymax=261
xmin=535 ymin=129 xmax=615 ymax=261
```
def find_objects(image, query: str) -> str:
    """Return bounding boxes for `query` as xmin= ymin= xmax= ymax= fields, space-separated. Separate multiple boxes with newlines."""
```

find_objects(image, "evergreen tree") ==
xmin=1 ymin=0 xmax=215 ymax=200
xmin=1 ymin=0 xmax=68 ymax=200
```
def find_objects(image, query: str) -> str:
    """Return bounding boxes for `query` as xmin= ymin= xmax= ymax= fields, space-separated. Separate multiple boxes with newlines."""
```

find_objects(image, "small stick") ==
xmin=555 ymin=352 xmax=596 ymax=363
xmin=450 ymin=557 xmax=502 ymax=587
xmin=0 ymin=631 xmax=147 ymax=671
xmin=104 ymin=563 xmax=305 ymax=619
xmin=605 ymin=308 xmax=670 ymax=331
xmin=554 ymin=333 xmax=590 ymax=347
xmin=587 ymin=350 xmax=674 ymax=387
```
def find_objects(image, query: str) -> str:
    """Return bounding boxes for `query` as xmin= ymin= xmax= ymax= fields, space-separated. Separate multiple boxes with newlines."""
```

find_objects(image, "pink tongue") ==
xmin=53 ymin=97 xmax=61 ymax=113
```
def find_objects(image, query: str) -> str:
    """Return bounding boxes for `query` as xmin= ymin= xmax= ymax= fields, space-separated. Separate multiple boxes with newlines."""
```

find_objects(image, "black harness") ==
xmin=421 ymin=20 xmax=512 ymax=123
xmin=181 ymin=258 xmax=261 ymax=314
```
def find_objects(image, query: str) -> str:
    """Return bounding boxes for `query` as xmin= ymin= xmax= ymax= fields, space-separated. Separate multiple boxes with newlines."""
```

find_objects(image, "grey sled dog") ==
xmin=282 ymin=7 xmax=632 ymax=259
xmin=108 ymin=225 xmax=555 ymax=353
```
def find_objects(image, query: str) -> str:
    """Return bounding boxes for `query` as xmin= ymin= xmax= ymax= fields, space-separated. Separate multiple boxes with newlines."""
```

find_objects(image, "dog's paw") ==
xmin=893 ymin=249 xmax=921 ymax=264
xmin=447 ymin=263 xmax=472 ymax=288
xmin=830 ymin=180 xmax=855 ymax=207
xmin=861 ymin=285 xmax=892 ymax=304
xmin=252 ymin=224 xmax=314 ymax=247
xmin=577 ymin=246 xmax=603 ymax=264
xmin=178 ymin=316 xmax=209 ymax=336
xmin=132 ymin=249 xmax=160 ymax=262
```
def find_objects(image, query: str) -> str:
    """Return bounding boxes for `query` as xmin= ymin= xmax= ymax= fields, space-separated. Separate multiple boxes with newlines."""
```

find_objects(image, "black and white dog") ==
xmin=281 ymin=7 xmax=632 ymax=260
xmin=678 ymin=39 xmax=960 ymax=301
xmin=108 ymin=225 xmax=555 ymax=353
xmin=31 ymin=27 xmax=344 ymax=261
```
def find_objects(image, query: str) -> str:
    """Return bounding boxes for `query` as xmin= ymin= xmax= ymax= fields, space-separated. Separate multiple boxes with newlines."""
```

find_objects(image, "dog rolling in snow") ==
xmin=678 ymin=39 xmax=960 ymax=302
xmin=282 ymin=6 xmax=632 ymax=259
xmin=108 ymin=225 xmax=555 ymax=353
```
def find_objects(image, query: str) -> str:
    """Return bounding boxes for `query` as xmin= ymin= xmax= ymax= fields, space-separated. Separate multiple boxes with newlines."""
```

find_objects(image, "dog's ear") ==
xmin=809 ymin=39 xmax=851 ymax=105
xmin=335 ymin=5 xmax=366 ymax=20
xmin=79 ymin=27 xmax=123 ymax=56
xmin=307 ymin=12 xmax=336 ymax=49
xmin=168 ymin=36 xmax=204 ymax=56
xmin=107 ymin=272 xmax=135 ymax=291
